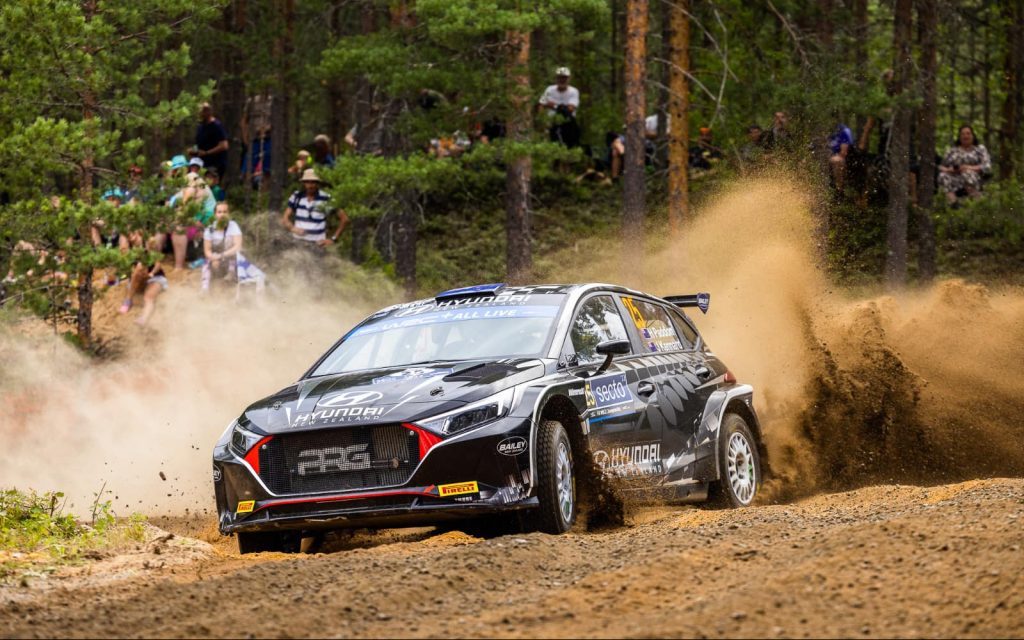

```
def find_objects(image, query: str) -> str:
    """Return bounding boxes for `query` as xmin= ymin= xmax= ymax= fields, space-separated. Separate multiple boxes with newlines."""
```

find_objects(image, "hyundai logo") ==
xmin=319 ymin=390 xmax=384 ymax=408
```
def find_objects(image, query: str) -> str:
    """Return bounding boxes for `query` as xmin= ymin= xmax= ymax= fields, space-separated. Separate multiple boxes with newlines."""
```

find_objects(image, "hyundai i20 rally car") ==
xmin=213 ymin=283 xmax=766 ymax=553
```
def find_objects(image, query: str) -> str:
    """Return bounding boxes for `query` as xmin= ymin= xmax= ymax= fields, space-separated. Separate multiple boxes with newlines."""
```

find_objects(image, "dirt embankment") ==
xmin=2 ymin=478 xmax=1022 ymax=638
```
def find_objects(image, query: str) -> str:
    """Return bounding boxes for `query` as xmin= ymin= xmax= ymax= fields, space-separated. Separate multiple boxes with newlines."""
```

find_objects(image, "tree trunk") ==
xmin=623 ymin=0 xmax=649 ymax=269
xmin=852 ymin=0 xmax=868 ymax=136
xmin=667 ymin=0 xmax=689 ymax=235
xmin=268 ymin=0 xmax=294 ymax=211
xmin=350 ymin=3 xmax=378 ymax=265
xmin=220 ymin=0 xmax=247 ymax=188
xmin=999 ymin=0 xmax=1024 ymax=180
xmin=655 ymin=0 xmax=670 ymax=170
xmin=395 ymin=196 xmax=418 ymax=299
xmin=916 ymin=0 xmax=938 ymax=281
xmin=505 ymin=29 xmax=532 ymax=284
xmin=885 ymin=0 xmax=913 ymax=287
xmin=77 ymin=0 xmax=98 ymax=347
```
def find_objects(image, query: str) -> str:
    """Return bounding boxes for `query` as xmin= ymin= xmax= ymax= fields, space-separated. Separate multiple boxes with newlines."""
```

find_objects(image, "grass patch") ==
xmin=0 ymin=488 xmax=147 ymax=583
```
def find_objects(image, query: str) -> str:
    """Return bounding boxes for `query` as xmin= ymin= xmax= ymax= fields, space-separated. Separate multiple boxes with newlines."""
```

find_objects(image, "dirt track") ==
xmin=2 ymin=478 xmax=1022 ymax=638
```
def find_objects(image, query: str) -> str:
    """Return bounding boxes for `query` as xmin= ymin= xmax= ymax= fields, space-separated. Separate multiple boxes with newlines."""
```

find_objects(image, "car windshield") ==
xmin=309 ymin=294 xmax=566 ymax=376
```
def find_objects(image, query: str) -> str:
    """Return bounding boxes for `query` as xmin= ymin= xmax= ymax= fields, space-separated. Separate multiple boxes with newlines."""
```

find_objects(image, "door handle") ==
xmin=637 ymin=381 xmax=656 ymax=397
xmin=694 ymin=366 xmax=712 ymax=380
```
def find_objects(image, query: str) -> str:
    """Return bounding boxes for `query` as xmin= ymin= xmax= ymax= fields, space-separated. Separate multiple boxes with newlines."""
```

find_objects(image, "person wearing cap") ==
xmin=195 ymin=102 xmax=229 ymax=178
xmin=689 ymin=127 xmax=723 ymax=173
xmin=282 ymin=169 xmax=349 ymax=248
xmin=538 ymin=67 xmax=581 ymax=148
xmin=187 ymin=156 xmax=204 ymax=174
xmin=313 ymin=134 xmax=335 ymax=168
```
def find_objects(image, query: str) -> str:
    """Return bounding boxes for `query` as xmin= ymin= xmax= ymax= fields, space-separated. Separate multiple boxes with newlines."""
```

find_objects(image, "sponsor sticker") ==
xmin=592 ymin=441 xmax=663 ymax=477
xmin=585 ymin=373 xmax=633 ymax=411
xmin=236 ymin=500 xmax=255 ymax=514
xmin=496 ymin=436 xmax=528 ymax=456
xmin=438 ymin=481 xmax=479 ymax=497
xmin=296 ymin=444 xmax=372 ymax=476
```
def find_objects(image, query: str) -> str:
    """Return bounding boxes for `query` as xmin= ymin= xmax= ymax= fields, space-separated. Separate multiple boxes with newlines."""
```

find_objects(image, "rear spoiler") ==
xmin=663 ymin=292 xmax=711 ymax=314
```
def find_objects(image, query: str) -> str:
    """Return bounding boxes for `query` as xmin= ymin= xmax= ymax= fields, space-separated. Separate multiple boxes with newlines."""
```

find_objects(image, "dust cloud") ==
xmin=1 ymin=181 xmax=1022 ymax=517
xmin=0 ymin=251 xmax=394 ymax=516
xmin=549 ymin=177 xmax=1024 ymax=498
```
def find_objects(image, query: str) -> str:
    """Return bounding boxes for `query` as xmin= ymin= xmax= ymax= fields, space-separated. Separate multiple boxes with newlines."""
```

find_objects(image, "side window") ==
xmin=670 ymin=310 xmax=699 ymax=350
xmin=621 ymin=297 xmax=685 ymax=353
xmin=567 ymin=296 xmax=631 ymax=364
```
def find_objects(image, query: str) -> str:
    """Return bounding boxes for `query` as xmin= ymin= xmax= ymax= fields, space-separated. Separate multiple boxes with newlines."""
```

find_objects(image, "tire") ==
xmin=237 ymin=530 xmax=301 ymax=554
xmin=531 ymin=420 xmax=577 ymax=534
xmin=709 ymin=413 xmax=762 ymax=508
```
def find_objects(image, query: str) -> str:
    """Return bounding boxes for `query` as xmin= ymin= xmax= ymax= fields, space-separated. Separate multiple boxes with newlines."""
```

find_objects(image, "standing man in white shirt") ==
xmin=538 ymin=67 xmax=581 ymax=148
xmin=281 ymin=169 xmax=349 ymax=250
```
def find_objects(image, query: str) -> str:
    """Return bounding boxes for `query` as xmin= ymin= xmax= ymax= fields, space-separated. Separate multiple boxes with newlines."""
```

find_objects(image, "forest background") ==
xmin=0 ymin=0 xmax=1021 ymax=348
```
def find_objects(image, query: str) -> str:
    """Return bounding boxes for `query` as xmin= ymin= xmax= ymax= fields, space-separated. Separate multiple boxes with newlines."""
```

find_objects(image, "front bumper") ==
xmin=213 ymin=416 xmax=534 ymax=534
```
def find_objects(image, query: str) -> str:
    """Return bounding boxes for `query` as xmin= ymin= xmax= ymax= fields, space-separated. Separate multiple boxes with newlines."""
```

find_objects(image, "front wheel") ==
xmin=531 ymin=420 xmax=576 ymax=534
xmin=710 ymin=413 xmax=762 ymax=507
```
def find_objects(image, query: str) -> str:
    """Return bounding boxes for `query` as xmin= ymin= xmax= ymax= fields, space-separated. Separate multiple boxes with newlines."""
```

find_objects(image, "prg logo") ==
xmin=296 ymin=444 xmax=372 ymax=476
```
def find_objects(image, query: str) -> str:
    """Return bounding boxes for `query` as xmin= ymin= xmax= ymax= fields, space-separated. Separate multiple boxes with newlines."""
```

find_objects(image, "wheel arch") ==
xmin=538 ymin=393 xmax=589 ymax=462
xmin=723 ymin=397 xmax=770 ymax=479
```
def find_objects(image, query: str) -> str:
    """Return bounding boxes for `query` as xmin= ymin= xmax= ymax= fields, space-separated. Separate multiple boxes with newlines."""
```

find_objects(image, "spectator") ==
xmin=188 ymin=156 xmax=204 ymax=175
xmin=739 ymin=124 xmax=764 ymax=166
xmin=165 ymin=168 xmax=216 ymax=270
xmin=312 ymin=134 xmax=335 ymax=168
xmin=689 ymin=127 xmax=723 ymax=173
xmin=241 ymin=90 xmax=272 ymax=188
xmin=479 ymin=118 xmax=506 ymax=144
xmin=288 ymin=150 xmax=312 ymax=178
xmin=195 ymin=102 xmax=229 ymax=178
xmin=827 ymin=120 xmax=855 ymax=193
xmin=538 ymin=67 xmax=581 ymax=148
xmin=761 ymin=111 xmax=791 ymax=153
xmin=281 ymin=169 xmax=349 ymax=249
xmin=202 ymin=201 xmax=241 ymax=293
xmin=119 ymin=238 xmax=167 ymax=327
xmin=205 ymin=168 xmax=225 ymax=202
xmin=607 ymin=113 xmax=667 ymax=179
xmin=201 ymin=201 xmax=266 ymax=295
xmin=938 ymin=124 xmax=992 ymax=205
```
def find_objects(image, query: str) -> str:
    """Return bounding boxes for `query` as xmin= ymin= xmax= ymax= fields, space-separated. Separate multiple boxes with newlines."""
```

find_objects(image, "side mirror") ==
xmin=593 ymin=339 xmax=631 ymax=375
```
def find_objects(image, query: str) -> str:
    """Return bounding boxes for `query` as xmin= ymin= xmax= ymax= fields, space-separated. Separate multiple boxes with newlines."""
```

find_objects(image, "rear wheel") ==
xmin=531 ymin=420 xmax=577 ymax=534
xmin=709 ymin=413 xmax=761 ymax=508
xmin=237 ymin=530 xmax=302 ymax=554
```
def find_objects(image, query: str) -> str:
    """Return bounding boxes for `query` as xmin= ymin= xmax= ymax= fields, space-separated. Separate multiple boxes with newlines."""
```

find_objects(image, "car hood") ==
xmin=243 ymin=359 xmax=548 ymax=434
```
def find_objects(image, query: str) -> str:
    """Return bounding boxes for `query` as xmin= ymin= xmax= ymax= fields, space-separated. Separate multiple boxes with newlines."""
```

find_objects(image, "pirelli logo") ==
xmin=236 ymin=500 xmax=255 ymax=514
xmin=438 ymin=481 xmax=479 ymax=497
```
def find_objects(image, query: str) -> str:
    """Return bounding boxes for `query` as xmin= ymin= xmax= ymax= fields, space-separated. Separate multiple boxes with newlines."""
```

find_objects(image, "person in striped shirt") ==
xmin=281 ymin=168 xmax=348 ymax=247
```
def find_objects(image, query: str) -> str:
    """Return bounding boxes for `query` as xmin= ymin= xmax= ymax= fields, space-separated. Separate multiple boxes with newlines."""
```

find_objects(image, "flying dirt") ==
xmin=1 ymin=179 xmax=1022 ymax=637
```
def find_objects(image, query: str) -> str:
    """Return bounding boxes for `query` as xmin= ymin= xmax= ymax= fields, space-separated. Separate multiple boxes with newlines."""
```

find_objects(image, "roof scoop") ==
xmin=435 ymin=283 xmax=506 ymax=303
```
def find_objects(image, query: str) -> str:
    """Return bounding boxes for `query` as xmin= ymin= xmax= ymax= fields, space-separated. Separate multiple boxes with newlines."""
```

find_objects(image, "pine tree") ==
xmin=0 ymin=0 xmax=217 ymax=345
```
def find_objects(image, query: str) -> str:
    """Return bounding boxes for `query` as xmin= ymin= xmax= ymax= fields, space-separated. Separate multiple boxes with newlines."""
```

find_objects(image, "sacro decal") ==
xmin=497 ymin=436 xmax=528 ymax=456
xmin=319 ymin=391 xmax=384 ymax=407
xmin=296 ymin=444 xmax=371 ymax=476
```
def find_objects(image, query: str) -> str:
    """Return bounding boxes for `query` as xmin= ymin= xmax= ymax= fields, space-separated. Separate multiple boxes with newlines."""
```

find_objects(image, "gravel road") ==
xmin=2 ymin=478 xmax=1022 ymax=638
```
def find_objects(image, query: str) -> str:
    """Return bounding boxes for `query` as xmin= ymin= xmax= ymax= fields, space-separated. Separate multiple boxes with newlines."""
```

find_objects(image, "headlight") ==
xmin=417 ymin=388 xmax=516 ymax=436
xmin=227 ymin=420 xmax=264 ymax=457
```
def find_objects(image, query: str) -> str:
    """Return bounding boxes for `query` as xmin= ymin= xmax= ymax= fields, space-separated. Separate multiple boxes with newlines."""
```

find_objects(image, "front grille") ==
xmin=258 ymin=424 xmax=419 ymax=495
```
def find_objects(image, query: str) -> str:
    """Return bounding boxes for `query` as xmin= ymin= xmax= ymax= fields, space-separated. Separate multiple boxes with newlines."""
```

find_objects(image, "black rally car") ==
xmin=213 ymin=283 xmax=766 ymax=552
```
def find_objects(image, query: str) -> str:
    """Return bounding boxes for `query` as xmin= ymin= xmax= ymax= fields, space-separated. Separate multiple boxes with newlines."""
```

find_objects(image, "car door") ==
xmin=617 ymin=295 xmax=705 ymax=483
xmin=561 ymin=294 xmax=662 ymax=479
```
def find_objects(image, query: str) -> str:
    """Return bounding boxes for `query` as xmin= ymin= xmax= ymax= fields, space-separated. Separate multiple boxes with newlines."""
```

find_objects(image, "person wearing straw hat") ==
xmin=281 ymin=168 xmax=348 ymax=248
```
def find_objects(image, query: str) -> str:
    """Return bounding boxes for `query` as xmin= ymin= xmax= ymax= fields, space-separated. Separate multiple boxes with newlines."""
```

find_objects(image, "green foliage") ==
xmin=936 ymin=181 xmax=1024 ymax=244
xmin=0 ymin=488 xmax=147 ymax=581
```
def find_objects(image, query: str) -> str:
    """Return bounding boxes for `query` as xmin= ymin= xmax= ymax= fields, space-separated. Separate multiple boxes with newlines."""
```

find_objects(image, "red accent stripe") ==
xmin=243 ymin=435 xmax=274 ymax=475
xmin=404 ymin=422 xmax=443 ymax=458
xmin=254 ymin=486 xmax=438 ymax=512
